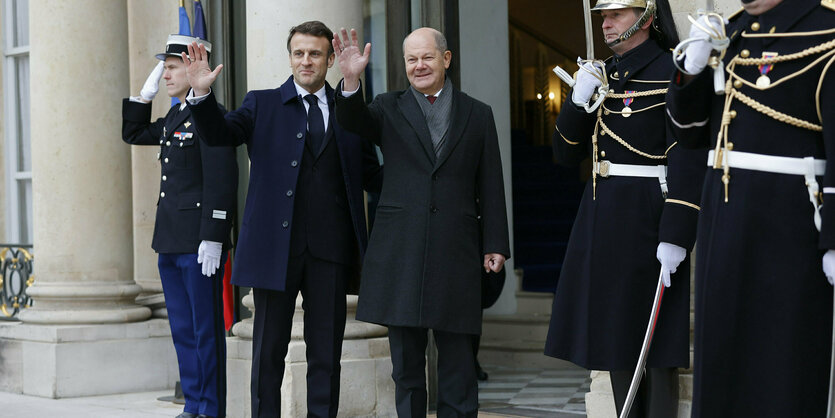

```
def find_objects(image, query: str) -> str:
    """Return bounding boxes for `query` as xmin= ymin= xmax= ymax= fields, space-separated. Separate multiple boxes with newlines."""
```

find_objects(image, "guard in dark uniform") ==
xmin=121 ymin=34 xmax=238 ymax=418
xmin=667 ymin=0 xmax=834 ymax=415
xmin=543 ymin=1 xmax=706 ymax=416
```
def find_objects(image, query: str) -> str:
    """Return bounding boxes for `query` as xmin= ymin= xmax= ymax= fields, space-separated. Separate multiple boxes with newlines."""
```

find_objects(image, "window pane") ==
xmin=17 ymin=179 xmax=31 ymax=244
xmin=16 ymin=56 xmax=30 ymax=171
xmin=13 ymin=0 xmax=29 ymax=48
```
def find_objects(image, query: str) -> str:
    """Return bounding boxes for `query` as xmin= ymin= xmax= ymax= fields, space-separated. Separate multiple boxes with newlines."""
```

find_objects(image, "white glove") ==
xmin=197 ymin=240 xmax=223 ymax=277
xmin=823 ymin=250 xmax=835 ymax=285
xmin=571 ymin=58 xmax=604 ymax=107
xmin=139 ymin=61 xmax=165 ymax=103
xmin=683 ymin=14 xmax=725 ymax=74
xmin=656 ymin=242 xmax=686 ymax=288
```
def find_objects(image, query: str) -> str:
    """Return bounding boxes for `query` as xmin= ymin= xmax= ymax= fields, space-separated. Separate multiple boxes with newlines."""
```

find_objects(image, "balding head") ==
xmin=402 ymin=27 xmax=448 ymax=55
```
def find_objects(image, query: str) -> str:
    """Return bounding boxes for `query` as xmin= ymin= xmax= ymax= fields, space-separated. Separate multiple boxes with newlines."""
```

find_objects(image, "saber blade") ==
xmin=583 ymin=0 xmax=595 ymax=60
xmin=619 ymin=268 xmax=666 ymax=418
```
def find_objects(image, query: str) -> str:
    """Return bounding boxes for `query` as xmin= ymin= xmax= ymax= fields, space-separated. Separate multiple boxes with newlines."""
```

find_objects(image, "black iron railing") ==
xmin=0 ymin=244 xmax=33 ymax=319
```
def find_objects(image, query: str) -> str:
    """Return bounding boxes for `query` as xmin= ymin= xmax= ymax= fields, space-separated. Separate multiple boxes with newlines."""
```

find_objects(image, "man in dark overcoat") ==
xmin=542 ymin=1 xmax=706 ymax=416
xmin=668 ymin=0 xmax=834 ymax=415
xmin=182 ymin=21 xmax=382 ymax=418
xmin=122 ymin=35 xmax=238 ymax=418
xmin=332 ymin=27 xmax=510 ymax=417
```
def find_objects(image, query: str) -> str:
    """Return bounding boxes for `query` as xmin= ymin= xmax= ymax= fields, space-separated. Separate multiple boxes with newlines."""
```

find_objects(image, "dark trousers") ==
xmin=251 ymin=251 xmax=349 ymax=418
xmin=388 ymin=326 xmax=478 ymax=418
xmin=158 ymin=253 xmax=227 ymax=418
xmin=610 ymin=368 xmax=678 ymax=418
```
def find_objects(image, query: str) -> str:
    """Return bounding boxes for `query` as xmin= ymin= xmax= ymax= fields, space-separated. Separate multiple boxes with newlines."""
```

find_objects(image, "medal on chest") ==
xmin=172 ymin=131 xmax=193 ymax=147
xmin=757 ymin=52 xmax=778 ymax=88
xmin=622 ymin=91 xmax=635 ymax=118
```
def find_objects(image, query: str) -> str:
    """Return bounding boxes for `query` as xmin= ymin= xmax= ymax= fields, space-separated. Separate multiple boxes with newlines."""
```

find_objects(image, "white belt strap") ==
xmin=595 ymin=161 xmax=668 ymax=197
xmin=707 ymin=149 xmax=826 ymax=231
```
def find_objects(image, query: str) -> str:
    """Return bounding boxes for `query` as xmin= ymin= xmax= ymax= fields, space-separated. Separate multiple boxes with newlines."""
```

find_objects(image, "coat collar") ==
xmin=278 ymin=75 xmax=335 ymax=106
xmin=434 ymin=87 xmax=472 ymax=171
xmin=166 ymin=104 xmax=192 ymax=139
xmin=608 ymin=39 xmax=663 ymax=84
xmin=749 ymin=0 xmax=819 ymax=41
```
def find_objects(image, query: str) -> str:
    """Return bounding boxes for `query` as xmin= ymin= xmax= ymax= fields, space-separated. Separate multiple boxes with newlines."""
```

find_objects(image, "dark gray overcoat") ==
xmin=335 ymin=83 xmax=510 ymax=335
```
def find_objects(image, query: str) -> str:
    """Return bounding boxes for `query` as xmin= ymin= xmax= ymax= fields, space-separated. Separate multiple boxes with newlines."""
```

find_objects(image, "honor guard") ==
xmin=667 ymin=0 xmax=835 ymax=416
xmin=121 ymin=34 xmax=238 ymax=418
xmin=544 ymin=1 xmax=706 ymax=416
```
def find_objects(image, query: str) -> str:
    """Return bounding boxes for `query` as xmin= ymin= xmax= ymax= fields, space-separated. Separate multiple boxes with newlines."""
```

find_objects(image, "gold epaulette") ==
xmin=727 ymin=7 xmax=745 ymax=20
xmin=823 ymin=0 xmax=835 ymax=12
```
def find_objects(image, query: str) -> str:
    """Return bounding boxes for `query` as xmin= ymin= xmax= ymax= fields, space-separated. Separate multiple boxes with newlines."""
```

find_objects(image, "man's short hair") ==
xmin=402 ymin=28 xmax=448 ymax=54
xmin=287 ymin=20 xmax=334 ymax=56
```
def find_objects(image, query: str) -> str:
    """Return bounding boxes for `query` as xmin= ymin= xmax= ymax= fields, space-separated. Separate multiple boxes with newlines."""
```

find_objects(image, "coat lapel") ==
xmin=165 ymin=105 xmax=192 ymax=140
xmin=397 ymin=91 xmax=436 ymax=164
xmin=434 ymin=88 xmax=472 ymax=171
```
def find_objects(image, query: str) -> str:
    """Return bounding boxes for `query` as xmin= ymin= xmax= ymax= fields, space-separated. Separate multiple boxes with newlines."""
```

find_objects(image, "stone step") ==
xmin=478 ymin=337 xmax=575 ymax=370
xmin=482 ymin=312 xmax=552 ymax=341
xmin=514 ymin=290 xmax=554 ymax=315
xmin=585 ymin=370 xmax=694 ymax=418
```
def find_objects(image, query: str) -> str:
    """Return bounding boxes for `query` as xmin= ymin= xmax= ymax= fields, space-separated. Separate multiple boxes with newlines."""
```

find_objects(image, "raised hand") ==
xmin=139 ymin=61 xmax=165 ymax=103
xmin=182 ymin=41 xmax=223 ymax=97
xmin=332 ymin=28 xmax=371 ymax=92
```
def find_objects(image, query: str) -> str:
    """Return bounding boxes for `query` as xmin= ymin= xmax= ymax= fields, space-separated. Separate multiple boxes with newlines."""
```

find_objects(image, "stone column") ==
xmin=0 ymin=1 xmax=178 ymax=399
xmin=126 ymin=0 xmax=181 ymax=318
xmin=21 ymin=0 xmax=149 ymax=325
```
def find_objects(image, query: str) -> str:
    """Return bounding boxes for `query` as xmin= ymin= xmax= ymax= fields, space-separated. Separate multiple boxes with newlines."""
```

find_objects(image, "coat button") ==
xmin=740 ymin=49 xmax=750 ymax=58
xmin=160 ymin=192 xmax=165 ymax=198
xmin=291 ymin=160 xmax=298 ymax=167
xmin=282 ymin=220 xmax=289 ymax=228
xmin=166 ymin=141 xmax=171 ymax=146
xmin=164 ymin=157 xmax=169 ymax=163
xmin=433 ymin=174 xmax=439 ymax=181
xmin=296 ymin=132 xmax=303 ymax=139
xmin=430 ymin=205 xmax=438 ymax=213
xmin=159 ymin=139 xmax=163 ymax=144
xmin=196 ymin=202 xmax=201 ymax=207
xmin=162 ymin=175 xmax=167 ymax=181
xmin=751 ymin=22 xmax=760 ymax=31
xmin=286 ymin=190 xmax=293 ymax=197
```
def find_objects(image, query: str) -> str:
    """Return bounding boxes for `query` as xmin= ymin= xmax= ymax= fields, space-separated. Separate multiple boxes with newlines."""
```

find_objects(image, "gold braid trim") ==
xmin=729 ymin=88 xmax=823 ymax=131
xmin=606 ymin=88 xmax=668 ymax=99
xmin=817 ymin=54 xmax=835 ymax=123
xmin=665 ymin=199 xmax=701 ymax=211
xmin=597 ymin=117 xmax=668 ymax=159
xmin=727 ymin=43 xmax=835 ymax=91
xmin=556 ymin=125 xmax=580 ymax=145
xmin=741 ymin=27 xmax=835 ymax=38
xmin=602 ymin=101 xmax=665 ymax=116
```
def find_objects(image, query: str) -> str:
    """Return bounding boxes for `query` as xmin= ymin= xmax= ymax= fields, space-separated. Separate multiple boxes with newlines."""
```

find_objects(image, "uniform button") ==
xmin=733 ymin=80 xmax=743 ymax=89
xmin=160 ymin=192 xmax=165 ymax=198
xmin=291 ymin=160 xmax=298 ymax=167
xmin=430 ymin=205 xmax=438 ymax=213
xmin=162 ymin=175 xmax=167 ymax=181
xmin=433 ymin=174 xmax=439 ymax=181
xmin=159 ymin=139 xmax=163 ymax=145
xmin=600 ymin=150 xmax=606 ymax=157
xmin=296 ymin=132 xmax=304 ymax=139
xmin=179 ymin=142 xmax=183 ymax=147
xmin=740 ymin=49 xmax=750 ymax=58
xmin=164 ymin=157 xmax=169 ymax=163
xmin=751 ymin=22 xmax=760 ymax=31
xmin=166 ymin=141 xmax=171 ymax=146
xmin=282 ymin=220 xmax=289 ymax=228
xmin=196 ymin=202 xmax=201 ymax=207
xmin=726 ymin=142 xmax=734 ymax=151
xmin=286 ymin=190 xmax=293 ymax=197
xmin=728 ymin=110 xmax=737 ymax=119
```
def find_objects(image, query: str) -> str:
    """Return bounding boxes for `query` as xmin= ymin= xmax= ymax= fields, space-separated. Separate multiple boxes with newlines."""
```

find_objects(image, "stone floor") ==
xmin=0 ymin=366 xmax=591 ymax=417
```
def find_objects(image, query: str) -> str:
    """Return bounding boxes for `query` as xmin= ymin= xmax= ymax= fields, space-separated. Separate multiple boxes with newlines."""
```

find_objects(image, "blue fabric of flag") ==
xmin=193 ymin=1 xmax=207 ymax=40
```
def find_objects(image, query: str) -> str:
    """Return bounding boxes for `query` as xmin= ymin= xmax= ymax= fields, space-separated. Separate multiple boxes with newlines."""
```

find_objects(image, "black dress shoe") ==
xmin=175 ymin=413 xmax=197 ymax=418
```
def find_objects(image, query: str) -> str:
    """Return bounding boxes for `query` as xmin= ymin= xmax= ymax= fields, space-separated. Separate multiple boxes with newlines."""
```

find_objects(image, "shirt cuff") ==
xmin=128 ymin=96 xmax=148 ymax=104
xmin=186 ymin=88 xmax=211 ymax=104
xmin=341 ymin=82 xmax=360 ymax=98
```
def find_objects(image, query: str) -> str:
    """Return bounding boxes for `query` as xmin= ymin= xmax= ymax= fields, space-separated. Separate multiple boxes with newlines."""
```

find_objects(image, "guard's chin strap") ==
xmin=605 ymin=0 xmax=657 ymax=49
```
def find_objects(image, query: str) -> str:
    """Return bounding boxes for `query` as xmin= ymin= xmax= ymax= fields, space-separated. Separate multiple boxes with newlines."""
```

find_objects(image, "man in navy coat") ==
xmin=183 ymin=21 xmax=381 ymax=418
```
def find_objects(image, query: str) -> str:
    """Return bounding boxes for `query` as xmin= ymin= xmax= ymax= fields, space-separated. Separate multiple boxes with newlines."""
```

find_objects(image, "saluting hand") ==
xmin=182 ymin=41 xmax=223 ymax=97
xmin=333 ymin=28 xmax=371 ymax=92
xmin=484 ymin=253 xmax=506 ymax=274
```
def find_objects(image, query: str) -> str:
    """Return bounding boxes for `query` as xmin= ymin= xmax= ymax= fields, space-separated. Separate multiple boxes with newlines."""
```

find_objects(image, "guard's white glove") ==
xmin=683 ymin=14 xmax=725 ymax=74
xmin=571 ymin=58 xmax=604 ymax=107
xmin=197 ymin=240 xmax=223 ymax=277
xmin=139 ymin=61 xmax=165 ymax=103
xmin=656 ymin=242 xmax=686 ymax=288
xmin=823 ymin=250 xmax=835 ymax=285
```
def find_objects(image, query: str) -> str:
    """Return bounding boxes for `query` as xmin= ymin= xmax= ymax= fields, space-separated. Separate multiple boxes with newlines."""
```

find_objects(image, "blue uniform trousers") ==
xmin=158 ymin=253 xmax=227 ymax=417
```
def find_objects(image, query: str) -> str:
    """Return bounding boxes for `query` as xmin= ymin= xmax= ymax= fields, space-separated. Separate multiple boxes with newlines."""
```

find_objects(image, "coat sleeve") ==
xmin=122 ymin=99 xmax=165 ymax=146
xmin=665 ymin=68 xmax=713 ymax=149
xmin=552 ymin=96 xmax=595 ymax=167
xmin=189 ymin=90 xmax=256 ymax=147
xmin=334 ymin=81 xmax=383 ymax=147
xmin=479 ymin=106 xmax=511 ymax=259
xmin=198 ymin=104 xmax=239 ymax=246
xmin=658 ymin=121 xmax=707 ymax=250
xmin=818 ymin=61 xmax=835 ymax=249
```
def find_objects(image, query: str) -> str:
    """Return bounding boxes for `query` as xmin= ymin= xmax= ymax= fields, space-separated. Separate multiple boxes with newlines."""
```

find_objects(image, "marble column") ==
xmin=20 ymin=0 xmax=150 ymax=325
xmin=125 ymin=0 xmax=180 ymax=318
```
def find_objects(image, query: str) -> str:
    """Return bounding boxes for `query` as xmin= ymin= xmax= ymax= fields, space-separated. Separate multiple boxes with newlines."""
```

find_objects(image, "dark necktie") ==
xmin=426 ymin=95 xmax=437 ymax=104
xmin=304 ymin=94 xmax=325 ymax=153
